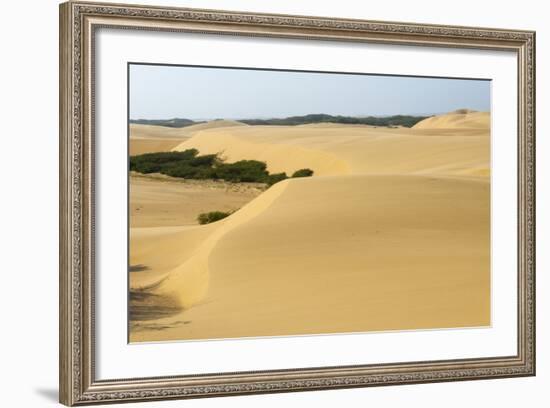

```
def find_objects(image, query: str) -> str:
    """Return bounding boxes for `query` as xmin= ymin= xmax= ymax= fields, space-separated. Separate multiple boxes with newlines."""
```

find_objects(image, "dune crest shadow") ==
xmin=129 ymin=264 xmax=149 ymax=272
xmin=129 ymin=289 xmax=182 ymax=322
xmin=131 ymin=319 xmax=192 ymax=333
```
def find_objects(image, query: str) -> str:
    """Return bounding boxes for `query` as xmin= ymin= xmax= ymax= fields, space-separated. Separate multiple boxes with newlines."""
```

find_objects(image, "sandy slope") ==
xmin=130 ymin=173 xmax=265 ymax=228
xmin=130 ymin=175 xmax=489 ymax=341
xmin=131 ymin=119 xmax=246 ymax=139
xmin=173 ymin=113 xmax=490 ymax=177
xmin=129 ymin=120 xmax=247 ymax=155
xmin=413 ymin=109 xmax=490 ymax=130
xmin=129 ymin=111 xmax=491 ymax=342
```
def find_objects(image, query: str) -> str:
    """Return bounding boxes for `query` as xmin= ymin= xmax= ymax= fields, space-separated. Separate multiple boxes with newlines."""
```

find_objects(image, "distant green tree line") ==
xmin=240 ymin=114 xmax=429 ymax=127
xmin=130 ymin=118 xmax=199 ymax=128
xmin=130 ymin=114 xmax=429 ymax=128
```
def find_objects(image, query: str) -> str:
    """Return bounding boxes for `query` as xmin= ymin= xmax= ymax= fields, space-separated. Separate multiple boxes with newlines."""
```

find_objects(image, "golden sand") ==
xmin=129 ymin=173 xmax=265 ymax=228
xmin=129 ymin=111 xmax=491 ymax=342
xmin=129 ymin=120 xmax=247 ymax=155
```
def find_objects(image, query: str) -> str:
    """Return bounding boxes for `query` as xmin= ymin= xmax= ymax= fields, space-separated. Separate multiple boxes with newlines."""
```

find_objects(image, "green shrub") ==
xmin=291 ymin=168 xmax=314 ymax=178
xmin=213 ymin=160 xmax=269 ymax=183
xmin=130 ymin=150 xmax=310 ymax=186
xmin=131 ymin=162 xmax=161 ymax=174
xmin=265 ymin=172 xmax=288 ymax=186
xmin=190 ymin=154 xmax=218 ymax=167
xmin=197 ymin=211 xmax=232 ymax=225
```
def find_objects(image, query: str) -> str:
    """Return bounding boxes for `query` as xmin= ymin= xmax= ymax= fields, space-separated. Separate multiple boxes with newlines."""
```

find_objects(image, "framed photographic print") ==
xmin=59 ymin=1 xmax=536 ymax=405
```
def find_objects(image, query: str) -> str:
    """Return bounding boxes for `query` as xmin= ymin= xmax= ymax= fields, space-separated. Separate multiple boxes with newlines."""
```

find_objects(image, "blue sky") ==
xmin=129 ymin=64 xmax=490 ymax=120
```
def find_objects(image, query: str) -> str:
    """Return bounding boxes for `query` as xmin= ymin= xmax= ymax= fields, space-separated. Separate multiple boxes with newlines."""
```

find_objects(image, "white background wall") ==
xmin=0 ymin=0 xmax=546 ymax=406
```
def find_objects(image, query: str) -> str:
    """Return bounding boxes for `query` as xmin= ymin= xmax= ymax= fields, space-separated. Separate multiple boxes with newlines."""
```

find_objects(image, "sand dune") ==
xmin=129 ymin=139 xmax=183 ymax=155
xmin=174 ymin=112 xmax=490 ymax=177
xmin=296 ymin=122 xmax=378 ymax=129
xmin=130 ymin=224 xmax=218 ymax=290
xmin=130 ymin=111 xmax=491 ymax=342
xmin=175 ymin=119 xmax=247 ymax=133
xmin=413 ymin=110 xmax=490 ymax=130
xmin=130 ymin=120 xmax=247 ymax=155
xmin=135 ymin=180 xmax=289 ymax=311
xmin=131 ymin=120 xmax=246 ymax=139
xmin=130 ymin=174 xmax=489 ymax=341
xmin=130 ymin=173 xmax=265 ymax=228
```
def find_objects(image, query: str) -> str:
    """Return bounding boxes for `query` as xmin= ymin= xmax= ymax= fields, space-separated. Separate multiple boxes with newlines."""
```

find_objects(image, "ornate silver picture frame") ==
xmin=59 ymin=1 xmax=535 ymax=405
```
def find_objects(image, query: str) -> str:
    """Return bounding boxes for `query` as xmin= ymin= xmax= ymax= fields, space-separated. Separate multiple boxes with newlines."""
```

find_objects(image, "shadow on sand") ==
xmin=129 ymin=265 xmax=190 ymax=333
xmin=129 ymin=264 xmax=150 ymax=272
xmin=129 ymin=286 xmax=190 ymax=333
xmin=129 ymin=290 xmax=181 ymax=321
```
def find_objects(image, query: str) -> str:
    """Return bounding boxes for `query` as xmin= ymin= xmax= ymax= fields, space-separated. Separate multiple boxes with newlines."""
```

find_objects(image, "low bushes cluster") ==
xmin=197 ymin=211 xmax=232 ymax=225
xmin=130 ymin=149 xmax=314 ymax=186
xmin=292 ymin=168 xmax=314 ymax=178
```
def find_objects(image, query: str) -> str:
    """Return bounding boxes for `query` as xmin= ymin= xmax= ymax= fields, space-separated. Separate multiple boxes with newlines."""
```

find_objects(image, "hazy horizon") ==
xmin=129 ymin=111 xmax=476 ymax=121
xmin=130 ymin=64 xmax=491 ymax=120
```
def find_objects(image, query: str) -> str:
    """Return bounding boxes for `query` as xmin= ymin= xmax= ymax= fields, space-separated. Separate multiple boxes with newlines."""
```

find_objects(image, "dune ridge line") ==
xmin=148 ymin=179 xmax=290 ymax=309
xmin=172 ymin=112 xmax=490 ymax=179
xmin=173 ymin=129 xmax=353 ymax=176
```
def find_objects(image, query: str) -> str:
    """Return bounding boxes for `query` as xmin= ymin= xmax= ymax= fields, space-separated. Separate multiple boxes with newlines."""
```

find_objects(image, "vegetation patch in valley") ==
xmin=197 ymin=211 xmax=233 ymax=225
xmin=292 ymin=168 xmax=315 ymax=178
xmin=130 ymin=149 xmax=314 ymax=186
